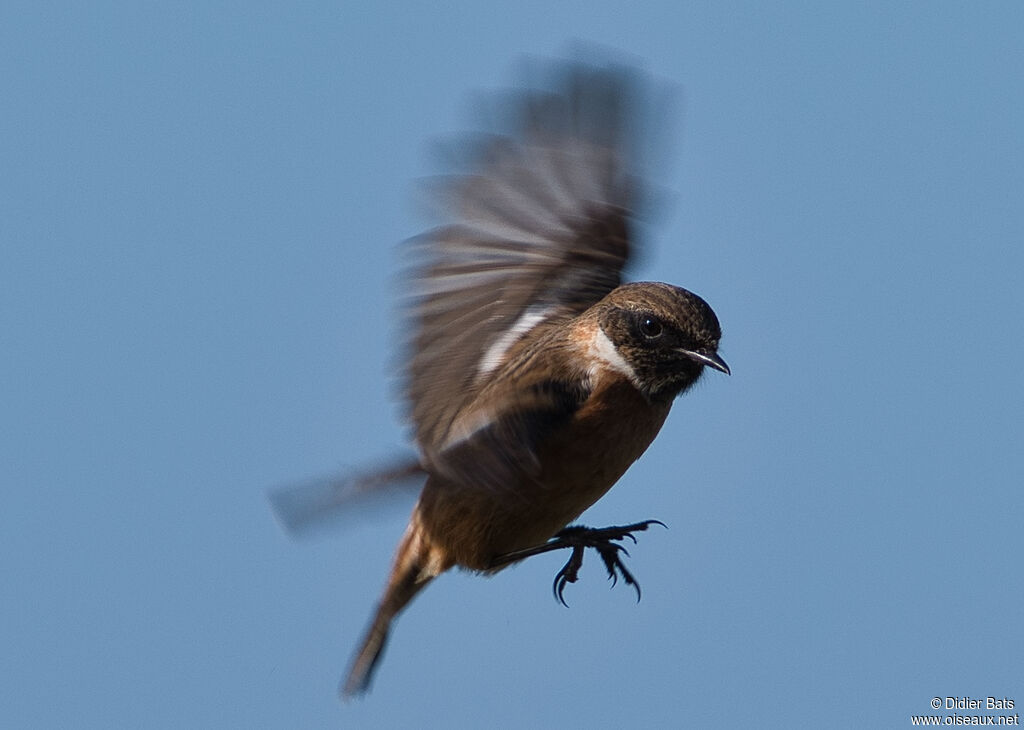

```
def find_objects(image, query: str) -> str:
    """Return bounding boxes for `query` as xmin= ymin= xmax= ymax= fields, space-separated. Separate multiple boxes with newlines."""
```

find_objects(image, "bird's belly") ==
xmin=419 ymin=381 xmax=671 ymax=571
xmin=518 ymin=390 xmax=670 ymax=550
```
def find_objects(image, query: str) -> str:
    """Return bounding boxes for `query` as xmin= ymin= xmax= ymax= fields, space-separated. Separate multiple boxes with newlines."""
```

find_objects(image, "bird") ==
xmin=270 ymin=56 xmax=729 ymax=698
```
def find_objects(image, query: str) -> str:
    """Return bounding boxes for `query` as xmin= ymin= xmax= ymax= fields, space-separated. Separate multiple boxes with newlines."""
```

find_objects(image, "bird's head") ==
xmin=595 ymin=282 xmax=729 ymax=403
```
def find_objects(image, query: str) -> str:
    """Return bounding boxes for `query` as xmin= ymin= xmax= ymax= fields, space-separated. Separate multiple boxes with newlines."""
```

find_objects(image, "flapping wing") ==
xmin=405 ymin=59 xmax=662 ymax=455
xmin=268 ymin=458 xmax=426 ymax=537
xmin=432 ymin=369 xmax=592 ymax=496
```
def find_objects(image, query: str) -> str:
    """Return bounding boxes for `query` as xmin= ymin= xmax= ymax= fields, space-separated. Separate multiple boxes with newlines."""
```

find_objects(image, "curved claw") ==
xmin=629 ymin=519 xmax=667 ymax=535
xmin=552 ymin=568 xmax=569 ymax=607
xmin=596 ymin=545 xmax=642 ymax=600
xmin=552 ymin=545 xmax=585 ymax=607
xmin=618 ymin=561 xmax=642 ymax=603
xmin=508 ymin=519 xmax=664 ymax=606
xmin=553 ymin=575 xmax=570 ymax=607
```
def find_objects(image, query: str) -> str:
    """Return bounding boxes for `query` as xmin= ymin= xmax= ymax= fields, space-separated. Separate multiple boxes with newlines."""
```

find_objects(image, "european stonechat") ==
xmin=271 ymin=57 xmax=729 ymax=698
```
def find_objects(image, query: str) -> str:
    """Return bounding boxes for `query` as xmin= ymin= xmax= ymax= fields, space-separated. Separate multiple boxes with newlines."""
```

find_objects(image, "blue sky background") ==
xmin=3 ymin=2 xmax=1022 ymax=728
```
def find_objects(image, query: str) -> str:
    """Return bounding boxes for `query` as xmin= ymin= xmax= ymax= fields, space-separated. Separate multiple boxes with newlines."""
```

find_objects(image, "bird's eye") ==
xmin=639 ymin=315 xmax=663 ymax=339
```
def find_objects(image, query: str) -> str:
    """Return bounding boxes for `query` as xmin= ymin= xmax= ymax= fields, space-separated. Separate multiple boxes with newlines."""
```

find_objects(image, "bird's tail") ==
xmin=341 ymin=511 xmax=447 ymax=698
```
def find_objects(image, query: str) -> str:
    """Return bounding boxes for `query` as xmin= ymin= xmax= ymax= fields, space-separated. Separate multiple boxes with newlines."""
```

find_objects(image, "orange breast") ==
xmin=526 ymin=377 xmax=670 ymax=543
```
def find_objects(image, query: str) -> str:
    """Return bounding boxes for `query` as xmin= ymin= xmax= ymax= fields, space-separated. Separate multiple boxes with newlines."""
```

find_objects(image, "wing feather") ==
xmin=403 ymin=59 xmax=663 ymax=459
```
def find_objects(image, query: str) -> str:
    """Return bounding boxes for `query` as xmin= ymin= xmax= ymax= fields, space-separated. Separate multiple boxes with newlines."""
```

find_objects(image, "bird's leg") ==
xmin=489 ymin=520 xmax=666 ymax=606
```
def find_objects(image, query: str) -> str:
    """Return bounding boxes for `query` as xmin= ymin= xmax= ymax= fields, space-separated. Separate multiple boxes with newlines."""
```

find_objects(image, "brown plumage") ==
xmin=274 ymin=58 xmax=729 ymax=697
xmin=343 ymin=286 xmax=727 ymax=696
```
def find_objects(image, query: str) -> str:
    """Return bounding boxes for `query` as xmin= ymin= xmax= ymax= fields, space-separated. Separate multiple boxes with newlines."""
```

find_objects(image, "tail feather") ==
xmin=340 ymin=513 xmax=445 ymax=698
xmin=341 ymin=565 xmax=429 ymax=698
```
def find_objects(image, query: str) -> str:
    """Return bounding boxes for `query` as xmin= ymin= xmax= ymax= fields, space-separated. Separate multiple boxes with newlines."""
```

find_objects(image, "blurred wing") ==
xmin=429 ymin=325 xmax=593 ymax=490
xmin=268 ymin=458 xmax=425 ymax=537
xmin=405 ymin=59 xmax=659 ymax=455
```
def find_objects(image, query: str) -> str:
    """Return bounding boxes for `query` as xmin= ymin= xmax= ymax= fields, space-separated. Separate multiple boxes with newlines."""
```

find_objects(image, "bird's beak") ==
xmin=678 ymin=348 xmax=730 ymax=375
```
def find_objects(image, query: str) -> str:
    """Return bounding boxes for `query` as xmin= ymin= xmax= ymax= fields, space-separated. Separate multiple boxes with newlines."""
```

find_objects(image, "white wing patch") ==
xmin=476 ymin=305 xmax=553 ymax=379
xmin=437 ymin=405 xmax=497 ymax=454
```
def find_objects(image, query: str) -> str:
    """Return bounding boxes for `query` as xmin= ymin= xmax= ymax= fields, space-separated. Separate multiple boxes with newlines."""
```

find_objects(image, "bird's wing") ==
xmin=405 ymin=59 xmax=661 ymax=457
xmin=268 ymin=458 xmax=426 ymax=537
xmin=427 ymin=336 xmax=593 ymax=495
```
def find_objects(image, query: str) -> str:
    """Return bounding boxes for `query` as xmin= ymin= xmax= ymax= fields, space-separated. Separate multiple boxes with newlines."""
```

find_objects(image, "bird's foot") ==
xmin=491 ymin=520 xmax=666 ymax=606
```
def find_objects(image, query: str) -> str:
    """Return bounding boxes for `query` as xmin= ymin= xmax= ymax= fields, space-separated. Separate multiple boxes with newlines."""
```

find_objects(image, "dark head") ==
xmin=596 ymin=282 xmax=728 ymax=403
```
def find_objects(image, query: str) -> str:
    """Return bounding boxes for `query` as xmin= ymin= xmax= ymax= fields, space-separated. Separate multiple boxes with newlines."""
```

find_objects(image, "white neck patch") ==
xmin=585 ymin=325 xmax=639 ymax=386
